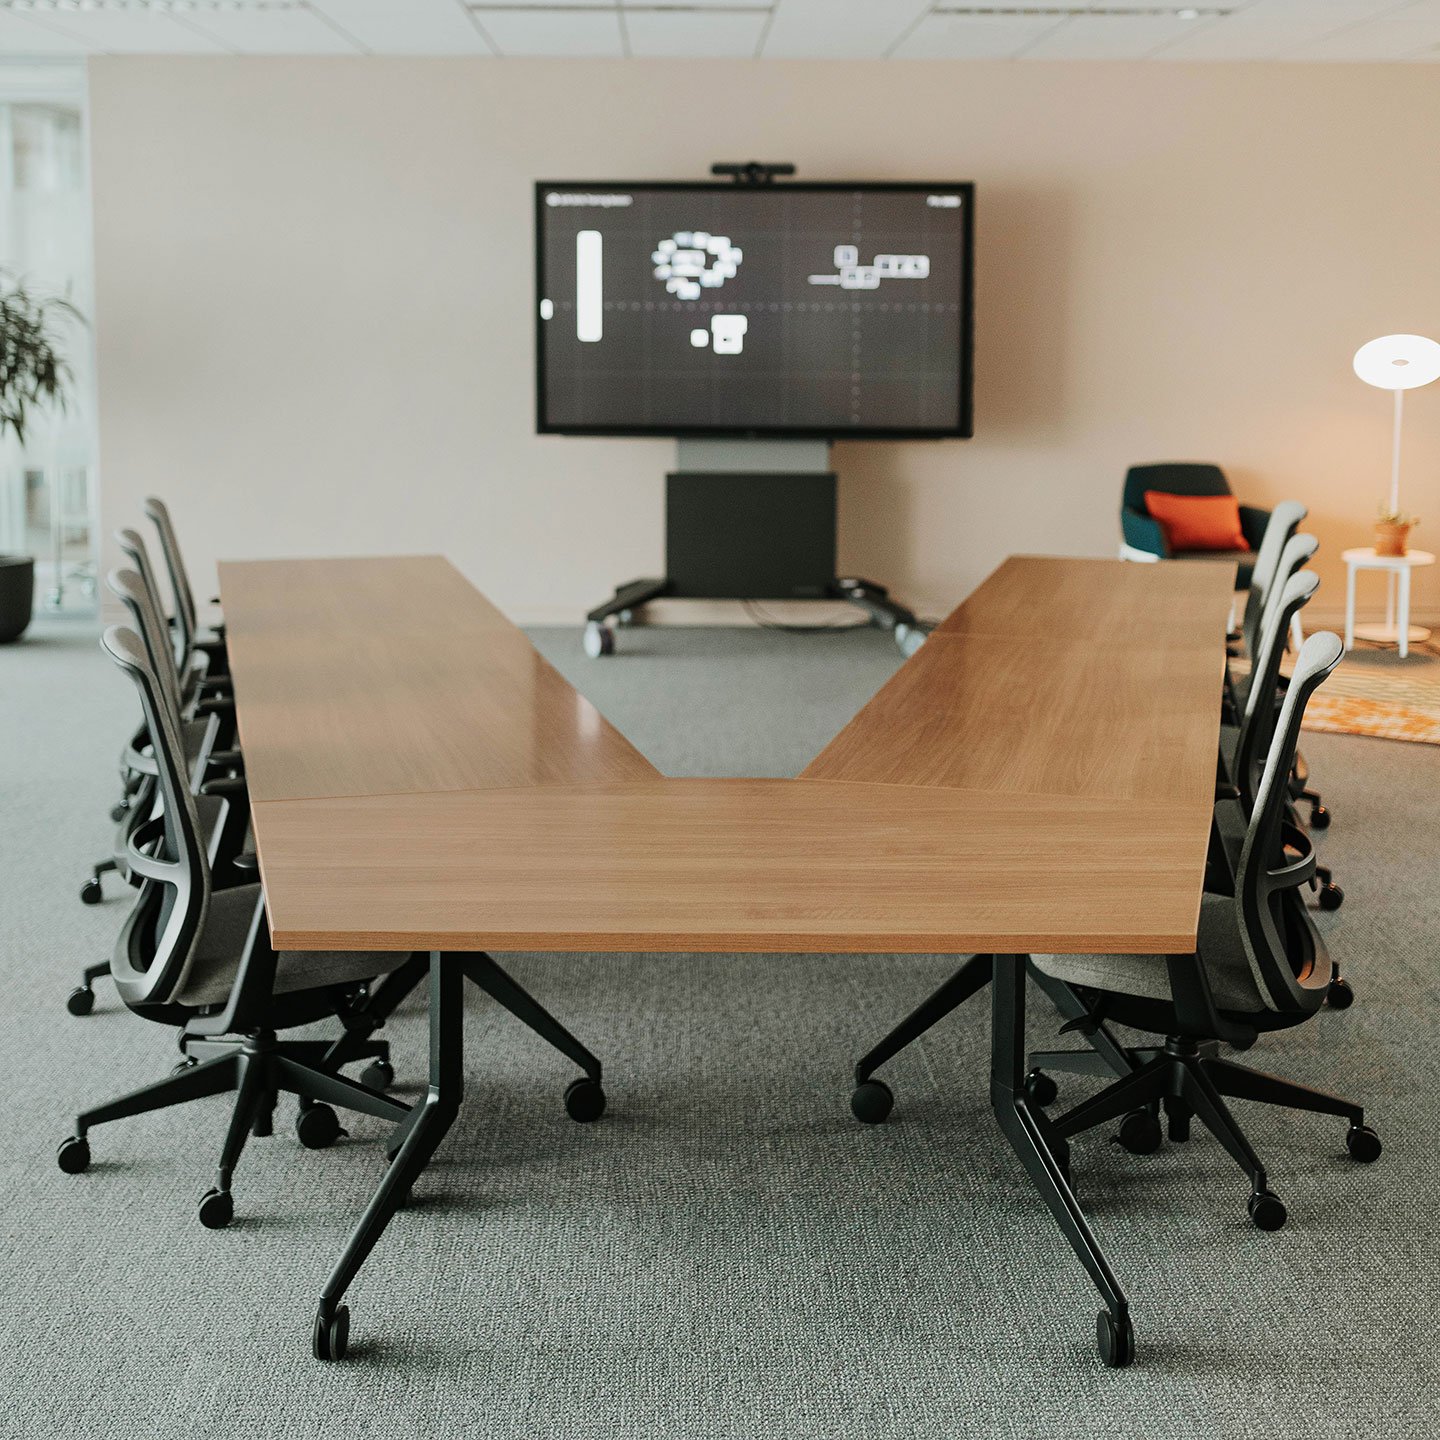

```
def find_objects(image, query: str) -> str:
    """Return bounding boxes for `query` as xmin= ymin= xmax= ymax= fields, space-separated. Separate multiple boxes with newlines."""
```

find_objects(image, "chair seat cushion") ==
xmin=176 ymin=884 xmax=399 ymax=1007
xmin=1145 ymin=491 xmax=1252 ymax=555
xmin=1032 ymin=892 xmax=1263 ymax=1014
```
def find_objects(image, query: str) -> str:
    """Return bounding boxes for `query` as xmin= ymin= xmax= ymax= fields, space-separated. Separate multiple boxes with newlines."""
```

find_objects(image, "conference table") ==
xmin=219 ymin=552 xmax=1233 ymax=1367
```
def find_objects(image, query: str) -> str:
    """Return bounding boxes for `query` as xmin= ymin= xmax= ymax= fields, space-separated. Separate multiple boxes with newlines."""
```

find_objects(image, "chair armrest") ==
xmin=200 ymin=773 xmax=248 ymax=798
xmin=1238 ymin=503 xmax=1270 ymax=552
xmin=1121 ymin=505 xmax=1169 ymax=558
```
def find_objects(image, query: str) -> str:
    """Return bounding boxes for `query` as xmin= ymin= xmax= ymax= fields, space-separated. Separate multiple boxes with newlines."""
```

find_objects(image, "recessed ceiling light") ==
xmin=931 ymin=6 xmax=1230 ymax=15
xmin=0 ymin=0 xmax=301 ymax=11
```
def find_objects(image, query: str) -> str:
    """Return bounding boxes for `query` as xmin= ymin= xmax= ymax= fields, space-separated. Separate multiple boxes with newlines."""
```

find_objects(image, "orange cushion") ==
xmin=1143 ymin=491 xmax=1251 ymax=553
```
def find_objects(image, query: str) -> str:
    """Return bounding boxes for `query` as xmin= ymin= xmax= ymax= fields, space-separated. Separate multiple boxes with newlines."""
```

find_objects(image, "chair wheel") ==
xmin=56 ymin=1135 xmax=90 ymax=1174
xmin=66 ymin=985 xmax=95 ymax=1017
xmin=1248 ymin=1189 xmax=1286 ymax=1231
xmin=1115 ymin=1108 xmax=1162 ymax=1156
xmin=359 ymin=1058 xmax=395 ymax=1091
xmin=313 ymin=1302 xmax=350 ymax=1362
xmin=296 ymin=1103 xmax=345 ymax=1150
xmin=1310 ymin=803 xmax=1331 ymax=829
xmin=172 ymin=1057 xmax=199 ymax=1076
xmin=1318 ymin=882 xmax=1344 ymax=912
xmin=79 ymin=878 xmax=104 ymax=906
xmin=850 ymin=1078 xmax=894 ymax=1124
xmin=583 ymin=621 xmax=615 ymax=658
xmin=1327 ymin=976 xmax=1355 ymax=1010
xmin=1096 ymin=1309 xmax=1134 ymax=1369
xmin=198 ymin=1187 xmax=234 ymax=1229
xmin=1345 ymin=1124 xmax=1381 ymax=1163
xmin=1023 ymin=1070 xmax=1058 ymax=1107
xmin=109 ymin=801 xmax=129 ymax=823
xmin=564 ymin=1076 xmax=606 ymax=1122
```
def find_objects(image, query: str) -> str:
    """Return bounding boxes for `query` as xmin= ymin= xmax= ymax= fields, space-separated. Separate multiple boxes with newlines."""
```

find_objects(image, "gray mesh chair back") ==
xmin=1233 ymin=564 xmax=1319 ymax=812
xmin=1240 ymin=500 xmax=1307 ymax=657
xmin=116 ymin=526 xmax=187 ymax=677
xmin=1233 ymin=631 xmax=1343 ymax=1016
xmin=144 ymin=497 xmax=199 ymax=662
xmin=100 ymin=626 xmax=212 ymax=1010
xmin=108 ymin=567 xmax=188 ymax=737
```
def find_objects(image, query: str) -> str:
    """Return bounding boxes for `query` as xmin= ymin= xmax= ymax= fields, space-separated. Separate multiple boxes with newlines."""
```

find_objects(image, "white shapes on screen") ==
xmin=808 ymin=244 xmax=930 ymax=290
xmin=687 ymin=315 xmax=748 ymax=354
xmin=576 ymin=230 xmax=603 ymax=342
xmin=653 ymin=231 xmax=743 ymax=302
xmin=711 ymin=315 xmax=748 ymax=354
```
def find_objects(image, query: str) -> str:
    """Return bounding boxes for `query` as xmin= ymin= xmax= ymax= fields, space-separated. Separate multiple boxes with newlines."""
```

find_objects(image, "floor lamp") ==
xmin=1352 ymin=333 xmax=1440 ymax=647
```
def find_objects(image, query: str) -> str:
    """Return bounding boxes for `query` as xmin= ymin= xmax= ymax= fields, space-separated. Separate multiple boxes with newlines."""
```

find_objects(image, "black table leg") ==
xmin=313 ymin=952 xmax=464 ymax=1361
xmin=990 ymin=954 xmax=1135 ymax=1369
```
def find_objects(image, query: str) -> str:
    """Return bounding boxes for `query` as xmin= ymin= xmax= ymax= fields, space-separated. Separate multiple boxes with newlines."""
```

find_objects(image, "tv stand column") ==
xmin=584 ymin=439 xmax=927 ymax=659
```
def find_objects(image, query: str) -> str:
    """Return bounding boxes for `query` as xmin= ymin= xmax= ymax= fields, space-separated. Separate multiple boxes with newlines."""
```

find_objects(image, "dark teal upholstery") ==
xmin=1121 ymin=462 xmax=1266 ymax=589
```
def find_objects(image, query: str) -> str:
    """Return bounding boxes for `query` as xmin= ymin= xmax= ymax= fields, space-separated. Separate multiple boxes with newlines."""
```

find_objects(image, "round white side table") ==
xmin=1342 ymin=547 xmax=1435 ymax=658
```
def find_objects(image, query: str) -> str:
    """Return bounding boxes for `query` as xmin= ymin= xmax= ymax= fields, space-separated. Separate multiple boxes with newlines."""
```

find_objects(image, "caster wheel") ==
xmin=56 ymin=1136 xmax=90 ymax=1174
xmin=66 ymin=985 xmax=96 ymax=1017
xmin=197 ymin=1187 xmax=234 ymax=1229
xmin=296 ymin=1103 xmax=345 ymax=1150
xmin=172 ymin=1057 xmax=199 ymax=1076
xmin=79 ymin=878 xmax=104 ymax=906
xmin=895 ymin=624 xmax=926 ymax=658
xmin=582 ymin=622 xmax=615 ymax=659
xmin=1023 ymin=1070 xmax=1058 ymax=1107
xmin=1327 ymin=976 xmax=1355 ymax=1010
xmin=1248 ymin=1189 xmax=1287 ymax=1231
xmin=313 ymin=1303 xmax=350 ymax=1362
xmin=1115 ymin=1108 xmax=1162 ymax=1156
xmin=1310 ymin=803 xmax=1331 ymax=830
xmin=1096 ymin=1310 xmax=1134 ymax=1369
xmin=850 ymin=1078 xmax=894 ymax=1125
xmin=617 ymin=608 xmax=634 ymax=626
xmin=359 ymin=1058 xmax=395 ymax=1091
xmin=1345 ymin=1124 xmax=1381 ymax=1163
xmin=1318 ymin=883 xmax=1344 ymax=912
xmin=109 ymin=801 xmax=130 ymax=823
xmin=564 ymin=1077 xmax=606 ymax=1123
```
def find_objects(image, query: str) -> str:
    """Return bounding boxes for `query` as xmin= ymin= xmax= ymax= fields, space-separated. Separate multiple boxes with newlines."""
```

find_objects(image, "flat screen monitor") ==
xmin=534 ymin=181 xmax=974 ymax=439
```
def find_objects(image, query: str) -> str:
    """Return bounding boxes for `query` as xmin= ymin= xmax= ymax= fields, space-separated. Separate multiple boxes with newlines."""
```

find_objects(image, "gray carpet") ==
xmin=2 ymin=615 xmax=1438 ymax=1439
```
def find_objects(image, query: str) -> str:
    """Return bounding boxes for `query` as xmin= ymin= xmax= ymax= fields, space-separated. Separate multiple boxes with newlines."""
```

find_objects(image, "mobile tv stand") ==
xmin=583 ymin=439 xmax=927 ymax=658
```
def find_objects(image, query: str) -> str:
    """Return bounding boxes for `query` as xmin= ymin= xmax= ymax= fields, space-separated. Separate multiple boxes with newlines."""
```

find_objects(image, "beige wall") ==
xmin=89 ymin=57 xmax=1440 ymax=625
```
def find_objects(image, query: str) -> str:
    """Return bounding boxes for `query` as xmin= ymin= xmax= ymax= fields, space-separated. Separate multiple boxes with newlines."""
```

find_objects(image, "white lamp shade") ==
xmin=1353 ymin=334 xmax=1440 ymax=391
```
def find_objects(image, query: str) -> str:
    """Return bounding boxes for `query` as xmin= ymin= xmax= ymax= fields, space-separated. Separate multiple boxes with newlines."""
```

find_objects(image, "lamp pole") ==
xmin=1391 ymin=386 xmax=1403 ymax=516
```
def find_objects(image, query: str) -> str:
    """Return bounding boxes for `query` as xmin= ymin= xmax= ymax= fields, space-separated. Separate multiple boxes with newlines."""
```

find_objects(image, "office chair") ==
xmin=57 ymin=626 xmax=419 ymax=1227
xmin=1222 ymin=535 xmax=1343 ymax=915
xmin=1025 ymin=632 xmax=1379 ymax=1234
xmin=1120 ymin=463 xmax=1268 ymax=588
xmin=80 ymin=527 xmax=237 ymax=909
xmin=145 ymin=495 xmax=227 ymax=679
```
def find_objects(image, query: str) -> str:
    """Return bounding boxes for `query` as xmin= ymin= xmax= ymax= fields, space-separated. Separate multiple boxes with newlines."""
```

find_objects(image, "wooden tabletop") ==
xmin=222 ymin=555 xmax=1234 ymax=958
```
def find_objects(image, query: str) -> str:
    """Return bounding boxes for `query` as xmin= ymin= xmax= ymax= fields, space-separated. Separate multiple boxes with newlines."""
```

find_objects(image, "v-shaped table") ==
xmin=220 ymin=552 xmax=1234 ymax=1366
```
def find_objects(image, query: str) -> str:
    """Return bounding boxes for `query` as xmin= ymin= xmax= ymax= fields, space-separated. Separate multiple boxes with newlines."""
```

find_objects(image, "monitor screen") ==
xmin=534 ymin=181 xmax=974 ymax=439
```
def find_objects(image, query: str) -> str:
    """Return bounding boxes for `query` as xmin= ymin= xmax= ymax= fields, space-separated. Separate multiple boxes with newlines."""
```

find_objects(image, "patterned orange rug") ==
xmin=1286 ymin=637 xmax=1440 ymax=745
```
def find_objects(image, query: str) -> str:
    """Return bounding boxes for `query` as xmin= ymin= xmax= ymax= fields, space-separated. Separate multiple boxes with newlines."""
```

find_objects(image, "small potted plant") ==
xmin=0 ymin=272 xmax=81 ymax=642
xmin=1374 ymin=505 xmax=1419 ymax=558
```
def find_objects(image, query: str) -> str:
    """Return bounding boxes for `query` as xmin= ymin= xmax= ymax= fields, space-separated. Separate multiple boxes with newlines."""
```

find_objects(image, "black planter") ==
xmin=0 ymin=556 xmax=35 ymax=643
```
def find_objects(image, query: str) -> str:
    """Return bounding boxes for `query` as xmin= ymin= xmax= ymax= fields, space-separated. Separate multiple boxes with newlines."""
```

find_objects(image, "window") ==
xmin=0 ymin=66 xmax=96 ymax=613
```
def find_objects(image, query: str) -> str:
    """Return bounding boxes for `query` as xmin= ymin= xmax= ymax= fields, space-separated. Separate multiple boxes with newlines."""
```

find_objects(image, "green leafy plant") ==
xmin=0 ymin=273 xmax=82 ymax=444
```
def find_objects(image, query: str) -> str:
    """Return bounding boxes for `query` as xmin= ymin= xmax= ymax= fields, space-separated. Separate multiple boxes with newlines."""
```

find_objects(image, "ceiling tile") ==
xmin=311 ymin=0 xmax=496 ymax=54
xmin=476 ymin=7 xmax=625 ymax=56
xmin=623 ymin=9 xmax=767 ymax=58
xmin=1292 ymin=0 xmax=1440 ymax=60
xmin=891 ymin=13 xmax=1063 ymax=60
xmin=0 ymin=12 xmax=228 ymax=55
xmin=0 ymin=14 xmax=88 ymax=55
xmin=1023 ymin=13 xmax=1202 ymax=61
xmin=761 ymin=0 xmax=929 ymax=60
xmin=178 ymin=8 xmax=363 ymax=54
xmin=1154 ymin=0 xmax=1413 ymax=61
